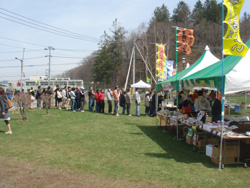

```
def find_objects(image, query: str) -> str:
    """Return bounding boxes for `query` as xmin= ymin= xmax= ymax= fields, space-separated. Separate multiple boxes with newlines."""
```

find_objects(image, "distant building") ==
xmin=1 ymin=75 xmax=84 ymax=92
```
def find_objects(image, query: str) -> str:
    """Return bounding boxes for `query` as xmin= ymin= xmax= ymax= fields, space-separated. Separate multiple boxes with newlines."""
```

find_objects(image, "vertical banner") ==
xmin=156 ymin=44 xmax=166 ymax=79
xmin=177 ymin=29 xmax=195 ymax=54
xmin=166 ymin=60 xmax=174 ymax=79
xmin=224 ymin=0 xmax=248 ymax=56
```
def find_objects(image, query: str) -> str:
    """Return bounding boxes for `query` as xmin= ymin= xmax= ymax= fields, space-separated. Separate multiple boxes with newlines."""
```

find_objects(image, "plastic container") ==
xmin=234 ymin=105 xmax=240 ymax=111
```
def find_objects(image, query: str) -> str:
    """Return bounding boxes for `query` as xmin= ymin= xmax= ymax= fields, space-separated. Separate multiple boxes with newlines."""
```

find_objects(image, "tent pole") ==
xmin=124 ymin=46 xmax=135 ymax=91
xmin=219 ymin=0 xmax=225 ymax=170
xmin=155 ymin=44 xmax=158 ymax=128
xmin=245 ymin=91 xmax=247 ymax=115
xmin=175 ymin=26 xmax=179 ymax=141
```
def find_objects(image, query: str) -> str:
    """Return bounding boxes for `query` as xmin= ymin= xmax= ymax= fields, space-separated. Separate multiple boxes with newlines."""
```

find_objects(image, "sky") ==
xmin=0 ymin=0 xmax=250 ymax=81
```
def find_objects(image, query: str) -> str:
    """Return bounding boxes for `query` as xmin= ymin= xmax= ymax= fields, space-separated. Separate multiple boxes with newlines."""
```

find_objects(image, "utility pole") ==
xmin=15 ymin=48 xmax=25 ymax=92
xmin=45 ymin=46 xmax=55 ymax=86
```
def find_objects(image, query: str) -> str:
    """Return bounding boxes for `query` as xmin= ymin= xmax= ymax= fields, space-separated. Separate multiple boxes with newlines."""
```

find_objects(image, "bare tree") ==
xmin=14 ymin=93 xmax=32 ymax=120
xmin=41 ymin=93 xmax=52 ymax=115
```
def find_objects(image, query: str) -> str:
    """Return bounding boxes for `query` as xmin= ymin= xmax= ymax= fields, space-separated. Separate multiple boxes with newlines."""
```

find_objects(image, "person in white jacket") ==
xmin=135 ymin=88 xmax=141 ymax=116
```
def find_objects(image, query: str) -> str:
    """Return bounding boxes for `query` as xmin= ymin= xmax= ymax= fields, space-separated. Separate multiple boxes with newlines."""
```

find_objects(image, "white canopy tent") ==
xmin=131 ymin=80 xmax=151 ymax=88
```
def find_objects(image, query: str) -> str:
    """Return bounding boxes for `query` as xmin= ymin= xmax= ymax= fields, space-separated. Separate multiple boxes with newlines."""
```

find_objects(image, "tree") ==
xmin=191 ymin=0 xmax=204 ymax=25
xmin=203 ymin=0 xmax=222 ymax=23
xmin=153 ymin=4 xmax=170 ymax=22
xmin=171 ymin=1 xmax=191 ymax=27
xmin=14 ymin=93 xmax=32 ymax=120
xmin=93 ymin=19 xmax=126 ymax=87
xmin=240 ymin=12 xmax=250 ymax=42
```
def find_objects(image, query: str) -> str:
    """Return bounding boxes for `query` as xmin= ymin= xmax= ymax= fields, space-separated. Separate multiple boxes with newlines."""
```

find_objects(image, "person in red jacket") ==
xmin=95 ymin=90 xmax=100 ymax=112
xmin=99 ymin=89 xmax=105 ymax=113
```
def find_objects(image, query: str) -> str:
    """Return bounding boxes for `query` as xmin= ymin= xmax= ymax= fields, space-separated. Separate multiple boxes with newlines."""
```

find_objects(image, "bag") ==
xmin=6 ymin=97 xmax=13 ymax=109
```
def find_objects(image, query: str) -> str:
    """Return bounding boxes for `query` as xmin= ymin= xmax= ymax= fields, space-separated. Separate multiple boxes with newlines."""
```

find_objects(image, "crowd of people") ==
xmin=33 ymin=85 xmax=161 ymax=117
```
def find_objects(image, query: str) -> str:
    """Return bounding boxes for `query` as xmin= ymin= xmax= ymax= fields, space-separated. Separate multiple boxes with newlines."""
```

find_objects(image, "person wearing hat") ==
xmin=80 ymin=87 xmax=87 ymax=112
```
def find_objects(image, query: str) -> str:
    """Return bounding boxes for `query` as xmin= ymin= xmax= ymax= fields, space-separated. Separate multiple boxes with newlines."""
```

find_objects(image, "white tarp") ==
xmin=225 ymin=49 xmax=250 ymax=94
xmin=131 ymin=80 xmax=151 ymax=88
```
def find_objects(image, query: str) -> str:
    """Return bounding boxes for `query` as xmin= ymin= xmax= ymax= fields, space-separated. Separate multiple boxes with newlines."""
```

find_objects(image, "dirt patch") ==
xmin=0 ymin=156 xmax=168 ymax=188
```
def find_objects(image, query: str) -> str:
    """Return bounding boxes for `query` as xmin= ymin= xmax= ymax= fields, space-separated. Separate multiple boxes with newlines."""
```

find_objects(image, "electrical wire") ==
xmin=0 ymin=56 xmax=45 ymax=62
xmin=0 ymin=36 xmax=46 ymax=47
xmin=0 ymin=7 xmax=100 ymax=41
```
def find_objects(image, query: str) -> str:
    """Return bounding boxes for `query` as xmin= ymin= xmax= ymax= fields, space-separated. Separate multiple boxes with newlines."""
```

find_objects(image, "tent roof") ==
xmin=156 ymin=45 xmax=219 ymax=92
xmin=182 ymin=39 xmax=250 ymax=94
xmin=131 ymin=80 xmax=151 ymax=88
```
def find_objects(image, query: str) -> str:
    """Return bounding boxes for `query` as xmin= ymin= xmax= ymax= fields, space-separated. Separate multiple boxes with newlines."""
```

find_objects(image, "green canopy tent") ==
xmin=182 ymin=39 xmax=250 ymax=94
xmin=156 ymin=46 xmax=219 ymax=92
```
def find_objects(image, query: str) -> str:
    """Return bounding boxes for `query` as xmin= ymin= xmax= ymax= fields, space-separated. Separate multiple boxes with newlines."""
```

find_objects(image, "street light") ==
xmin=182 ymin=57 xmax=186 ymax=69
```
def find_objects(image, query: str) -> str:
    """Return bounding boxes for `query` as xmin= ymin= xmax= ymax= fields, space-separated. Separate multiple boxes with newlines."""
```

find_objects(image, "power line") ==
xmin=53 ymin=56 xmax=84 ymax=59
xmin=0 ymin=56 xmax=44 ymax=62
xmin=0 ymin=7 xmax=100 ymax=41
xmin=0 ymin=36 xmax=46 ymax=47
xmin=0 ymin=49 xmax=44 ymax=54
xmin=0 ymin=15 xmax=99 ymax=42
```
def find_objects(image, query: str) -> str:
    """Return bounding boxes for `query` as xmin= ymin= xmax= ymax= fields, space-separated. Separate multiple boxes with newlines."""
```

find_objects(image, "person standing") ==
xmin=120 ymin=88 xmax=126 ymax=115
xmin=67 ymin=86 xmax=71 ymax=110
xmin=95 ymin=90 xmax=100 ymax=112
xmin=88 ymin=86 xmax=95 ymax=112
xmin=29 ymin=87 xmax=35 ymax=109
xmin=75 ymin=87 xmax=81 ymax=111
xmin=36 ymin=86 xmax=43 ymax=109
xmin=210 ymin=91 xmax=221 ymax=122
xmin=56 ymin=88 xmax=62 ymax=109
xmin=62 ymin=86 xmax=68 ymax=109
xmin=99 ymin=89 xmax=105 ymax=113
xmin=145 ymin=91 xmax=150 ymax=117
xmin=0 ymin=87 xmax=12 ymax=134
xmin=54 ymin=85 xmax=59 ymax=107
xmin=80 ymin=87 xmax=87 ymax=112
xmin=70 ymin=88 xmax=76 ymax=112
xmin=194 ymin=90 xmax=211 ymax=123
xmin=107 ymin=89 xmax=113 ymax=114
xmin=135 ymin=88 xmax=141 ymax=116
xmin=113 ymin=86 xmax=119 ymax=116
xmin=125 ymin=88 xmax=132 ymax=116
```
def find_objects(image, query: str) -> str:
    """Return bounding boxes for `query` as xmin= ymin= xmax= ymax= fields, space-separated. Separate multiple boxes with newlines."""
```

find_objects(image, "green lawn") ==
xmin=0 ymin=103 xmax=250 ymax=187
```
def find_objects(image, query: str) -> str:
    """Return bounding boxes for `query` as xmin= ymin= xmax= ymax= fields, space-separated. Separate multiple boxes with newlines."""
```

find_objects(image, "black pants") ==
xmin=108 ymin=100 xmax=112 ymax=113
xmin=99 ymin=100 xmax=105 ymax=113
xmin=126 ymin=103 xmax=131 ymax=115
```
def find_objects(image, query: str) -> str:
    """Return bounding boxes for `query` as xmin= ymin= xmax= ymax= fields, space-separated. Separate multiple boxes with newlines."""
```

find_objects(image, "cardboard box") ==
xmin=186 ymin=136 xmax=193 ymax=145
xmin=198 ymin=140 xmax=205 ymax=148
xmin=212 ymin=146 xmax=239 ymax=158
xmin=207 ymin=138 xmax=217 ymax=145
xmin=211 ymin=155 xmax=236 ymax=165
xmin=160 ymin=117 xmax=166 ymax=126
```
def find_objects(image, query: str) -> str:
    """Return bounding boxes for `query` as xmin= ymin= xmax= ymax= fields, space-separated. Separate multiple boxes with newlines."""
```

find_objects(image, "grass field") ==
xmin=0 ymin=102 xmax=250 ymax=187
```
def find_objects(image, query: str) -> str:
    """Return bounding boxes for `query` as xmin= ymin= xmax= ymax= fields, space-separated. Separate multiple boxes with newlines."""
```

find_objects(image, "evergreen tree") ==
xmin=93 ymin=19 xmax=126 ymax=86
xmin=171 ymin=1 xmax=191 ymax=27
xmin=191 ymin=0 xmax=204 ymax=25
xmin=153 ymin=4 xmax=170 ymax=22
xmin=203 ymin=0 xmax=222 ymax=23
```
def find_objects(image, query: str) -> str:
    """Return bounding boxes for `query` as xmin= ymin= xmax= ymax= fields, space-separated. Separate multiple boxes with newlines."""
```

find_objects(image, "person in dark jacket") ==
xmin=0 ymin=87 xmax=12 ymax=134
xmin=36 ymin=86 xmax=43 ymax=109
xmin=75 ymin=87 xmax=81 ymax=111
xmin=119 ymin=88 xmax=126 ymax=115
xmin=210 ymin=91 xmax=221 ymax=122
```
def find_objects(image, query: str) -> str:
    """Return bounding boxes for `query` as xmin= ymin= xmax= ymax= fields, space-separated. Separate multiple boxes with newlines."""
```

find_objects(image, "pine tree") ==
xmin=171 ymin=1 xmax=191 ymax=27
xmin=153 ymin=4 xmax=170 ymax=22
xmin=191 ymin=0 xmax=204 ymax=25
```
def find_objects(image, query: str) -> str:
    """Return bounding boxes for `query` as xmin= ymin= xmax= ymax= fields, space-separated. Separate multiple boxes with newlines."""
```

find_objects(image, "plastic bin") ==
xmin=234 ymin=105 xmax=240 ymax=111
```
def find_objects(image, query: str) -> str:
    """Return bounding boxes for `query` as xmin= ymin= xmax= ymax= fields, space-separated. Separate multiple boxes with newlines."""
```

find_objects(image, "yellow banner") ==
xmin=156 ymin=44 xmax=166 ymax=78
xmin=224 ymin=0 xmax=248 ymax=57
